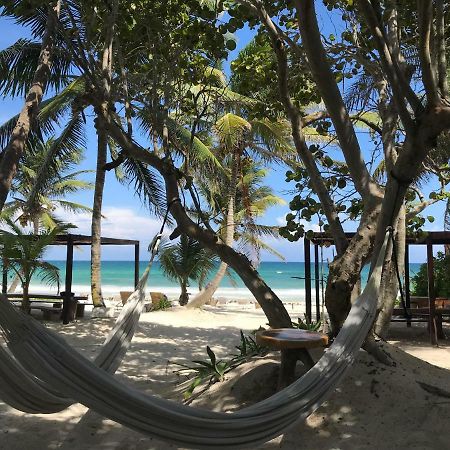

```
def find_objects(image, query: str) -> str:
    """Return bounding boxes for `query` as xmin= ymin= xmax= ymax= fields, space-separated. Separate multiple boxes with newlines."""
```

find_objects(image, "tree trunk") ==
xmin=187 ymin=158 xmax=237 ymax=309
xmin=90 ymin=0 xmax=118 ymax=308
xmin=325 ymin=197 xmax=382 ymax=333
xmin=373 ymin=205 xmax=406 ymax=339
xmin=21 ymin=282 xmax=30 ymax=314
xmin=90 ymin=118 xmax=107 ymax=307
xmin=102 ymin=107 xmax=293 ymax=328
xmin=0 ymin=1 xmax=60 ymax=211
xmin=179 ymin=280 xmax=189 ymax=306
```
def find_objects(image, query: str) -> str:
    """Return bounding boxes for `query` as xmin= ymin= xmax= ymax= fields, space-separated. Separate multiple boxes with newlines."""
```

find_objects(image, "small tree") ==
xmin=411 ymin=252 xmax=450 ymax=299
xmin=159 ymin=235 xmax=217 ymax=306
xmin=0 ymin=219 xmax=68 ymax=313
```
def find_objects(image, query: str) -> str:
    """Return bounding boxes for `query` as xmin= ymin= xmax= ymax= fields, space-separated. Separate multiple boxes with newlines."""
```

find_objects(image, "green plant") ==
xmin=153 ymin=297 xmax=172 ymax=311
xmin=292 ymin=314 xmax=323 ymax=332
xmin=0 ymin=219 xmax=71 ymax=312
xmin=158 ymin=235 xmax=217 ymax=306
xmin=174 ymin=330 xmax=267 ymax=400
xmin=231 ymin=330 xmax=267 ymax=363
xmin=411 ymin=252 xmax=450 ymax=298
xmin=175 ymin=346 xmax=230 ymax=400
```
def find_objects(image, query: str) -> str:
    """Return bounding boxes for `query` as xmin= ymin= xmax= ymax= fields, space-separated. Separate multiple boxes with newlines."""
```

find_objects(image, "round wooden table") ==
xmin=256 ymin=328 xmax=329 ymax=389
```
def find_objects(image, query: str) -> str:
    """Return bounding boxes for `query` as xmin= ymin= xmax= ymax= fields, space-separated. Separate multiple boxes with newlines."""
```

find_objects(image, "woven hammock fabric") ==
xmin=0 ymin=233 xmax=389 ymax=449
xmin=0 ymin=260 xmax=152 ymax=413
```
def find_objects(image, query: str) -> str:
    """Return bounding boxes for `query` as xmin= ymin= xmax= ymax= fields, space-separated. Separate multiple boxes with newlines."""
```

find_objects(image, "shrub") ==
xmin=153 ymin=297 xmax=172 ymax=311
xmin=411 ymin=252 xmax=450 ymax=298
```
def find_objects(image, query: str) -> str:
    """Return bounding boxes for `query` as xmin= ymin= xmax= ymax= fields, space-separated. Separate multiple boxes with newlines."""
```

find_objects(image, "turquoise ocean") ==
xmin=19 ymin=261 xmax=423 ymax=301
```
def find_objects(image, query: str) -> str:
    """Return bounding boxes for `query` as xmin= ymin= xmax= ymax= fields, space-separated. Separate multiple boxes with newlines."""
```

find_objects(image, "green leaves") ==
xmin=214 ymin=113 xmax=251 ymax=151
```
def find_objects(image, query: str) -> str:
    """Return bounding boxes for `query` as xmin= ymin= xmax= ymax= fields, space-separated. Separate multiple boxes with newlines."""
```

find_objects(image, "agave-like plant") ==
xmin=0 ymin=219 xmax=71 ymax=313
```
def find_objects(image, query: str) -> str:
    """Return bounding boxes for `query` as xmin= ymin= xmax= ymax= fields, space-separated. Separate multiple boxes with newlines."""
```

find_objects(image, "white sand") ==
xmin=0 ymin=306 xmax=449 ymax=449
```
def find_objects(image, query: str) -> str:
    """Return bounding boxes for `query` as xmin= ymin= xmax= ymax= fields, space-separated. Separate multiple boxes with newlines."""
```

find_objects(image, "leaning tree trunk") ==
xmin=90 ymin=119 xmax=107 ymax=307
xmin=0 ymin=1 xmax=60 ymax=211
xmin=187 ymin=168 xmax=237 ymax=309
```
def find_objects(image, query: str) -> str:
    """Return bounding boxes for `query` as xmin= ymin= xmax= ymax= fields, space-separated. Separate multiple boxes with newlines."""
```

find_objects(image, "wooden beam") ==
xmin=62 ymin=235 xmax=74 ymax=324
xmin=134 ymin=242 xmax=140 ymax=288
xmin=304 ymin=238 xmax=312 ymax=323
xmin=314 ymin=243 xmax=320 ymax=321
xmin=405 ymin=242 xmax=411 ymax=327
xmin=2 ymin=260 xmax=7 ymax=294
xmin=426 ymin=239 xmax=437 ymax=345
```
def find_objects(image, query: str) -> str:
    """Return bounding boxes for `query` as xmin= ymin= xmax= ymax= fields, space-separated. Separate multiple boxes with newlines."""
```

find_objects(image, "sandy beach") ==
xmin=1 ymin=304 xmax=449 ymax=450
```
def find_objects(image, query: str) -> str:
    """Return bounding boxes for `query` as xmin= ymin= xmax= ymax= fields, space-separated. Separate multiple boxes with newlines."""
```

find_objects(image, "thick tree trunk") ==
xmin=21 ymin=283 xmax=30 ymax=314
xmin=0 ymin=1 xmax=60 ymax=211
xmin=179 ymin=280 xmax=189 ymax=306
xmin=325 ymin=196 xmax=382 ymax=333
xmin=90 ymin=118 xmax=107 ymax=307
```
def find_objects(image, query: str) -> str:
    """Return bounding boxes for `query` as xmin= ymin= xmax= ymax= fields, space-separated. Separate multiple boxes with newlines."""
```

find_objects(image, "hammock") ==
xmin=0 ymin=232 xmax=389 ymax=449
xmin=0 ymin=247 xmax=155 ymax=414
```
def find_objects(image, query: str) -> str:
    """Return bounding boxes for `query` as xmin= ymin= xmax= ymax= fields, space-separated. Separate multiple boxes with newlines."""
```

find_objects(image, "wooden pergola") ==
xmin=302 ymin=231 xmax=450 ymax=343
xmin=2 ymin=234 xmax=140 ymax=323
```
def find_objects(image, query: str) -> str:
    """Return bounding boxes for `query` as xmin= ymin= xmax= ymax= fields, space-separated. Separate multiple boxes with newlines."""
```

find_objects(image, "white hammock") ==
xmin=0 ymin=233 xmax=389 ymax=448
xmin=0 ymin=257 xmax=153 ymax=413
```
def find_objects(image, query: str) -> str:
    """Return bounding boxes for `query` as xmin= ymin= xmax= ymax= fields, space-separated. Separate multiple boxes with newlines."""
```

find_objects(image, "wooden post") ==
xmin=2 ymin=260 xmax=7 ymax=294
xmin=404 ymin=242 xmax=411 ymax=327
xmin=134 ymin=242 xmax=140 ymax=288
xmin=304 ymin=238 xmax=311 ymax=323
xmin=314 ymin=243 xmax=320 ymax=321
xmin=62 ymin=235 xmax=74 ymax=324
xmin=426 ymin=239 xmax=437 ymax=345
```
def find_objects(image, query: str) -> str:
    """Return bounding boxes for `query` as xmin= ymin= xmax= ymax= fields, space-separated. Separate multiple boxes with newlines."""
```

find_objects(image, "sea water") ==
xmin=9 ymin=261 xmax=422 ymax=302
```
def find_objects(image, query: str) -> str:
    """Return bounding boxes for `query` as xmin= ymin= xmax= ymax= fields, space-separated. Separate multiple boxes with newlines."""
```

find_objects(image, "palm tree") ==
xmin=158 ymin=235 xmax=217 ymax=306
xmin=189 ymin=113 xmax=293 ymax=308
xmin=0 ymin=219 xmax=69 ymax=313
xmin=1 ymin=138 xmax=93 ymax=233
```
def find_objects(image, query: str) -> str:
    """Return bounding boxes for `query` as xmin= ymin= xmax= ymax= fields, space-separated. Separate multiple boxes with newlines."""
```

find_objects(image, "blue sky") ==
xmin=0 ymin=11 xmax=446 ymax=263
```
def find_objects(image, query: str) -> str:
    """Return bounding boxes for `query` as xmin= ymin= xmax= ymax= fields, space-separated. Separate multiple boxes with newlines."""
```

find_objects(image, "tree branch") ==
xmin=435 ymin=0 xmax=448 ymax=98
xmin=294 ymin=0 xmax=380 ymax=202
xmin=417 ymin=0 xmax=439 ymax=106
xmin=359 ymin=0 xmax=419 ymax=131
xmin=249 ymin=1 xmax=348 ymax=255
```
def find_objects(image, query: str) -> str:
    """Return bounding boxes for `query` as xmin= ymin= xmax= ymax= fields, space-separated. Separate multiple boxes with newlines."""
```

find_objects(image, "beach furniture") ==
xmin=256 ymin=328 xmax=328 ymax=389
xmin=120 ymin=291 xmax=134 ymax=305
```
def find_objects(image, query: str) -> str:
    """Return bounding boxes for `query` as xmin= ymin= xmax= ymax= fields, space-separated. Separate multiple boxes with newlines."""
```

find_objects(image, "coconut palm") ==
xmin=0 ymin=219 xmax=70 ymax=313
xmin=158 ymin=235 xmax=217 ymax=306
xmin=1 ymin=138 xmax=93 ymax=233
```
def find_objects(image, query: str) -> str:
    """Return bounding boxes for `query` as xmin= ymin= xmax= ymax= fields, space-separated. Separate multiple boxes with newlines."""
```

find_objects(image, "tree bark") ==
xmin=373 ymin=205 xmax=406 ymax=339
xmin=187 ymin=152 xmax=238 ymax=309
xmin=0 ymin=1 xmax=60 ymax=211
xmin=90 ymin=117 xmax=107 ymax=307
xmin=90 ymin=0 xmax=118 ymax=308
xmin=179 ymin=280 xmax=189 ymax=306
xmin=21 ymin=282 xmax=30 ymax=314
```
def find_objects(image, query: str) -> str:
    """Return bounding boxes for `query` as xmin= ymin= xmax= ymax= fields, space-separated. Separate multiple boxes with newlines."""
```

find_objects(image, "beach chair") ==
xmin=120 ymin=291 xmax=133 ymax=305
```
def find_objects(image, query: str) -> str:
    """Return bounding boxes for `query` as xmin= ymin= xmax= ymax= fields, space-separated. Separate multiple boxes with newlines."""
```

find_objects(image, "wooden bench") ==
xmin=256 ymin=328 xmax=328 ymax=389
xmin=6 ymin=294 xmax=91 ymax=319
xmin=392 ymin=296 xmax=450 ymax=339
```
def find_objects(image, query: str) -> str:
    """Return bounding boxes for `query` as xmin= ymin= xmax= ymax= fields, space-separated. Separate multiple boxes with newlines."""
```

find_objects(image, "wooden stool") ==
xmin=256 ymin=328 xmax=328 ymax=389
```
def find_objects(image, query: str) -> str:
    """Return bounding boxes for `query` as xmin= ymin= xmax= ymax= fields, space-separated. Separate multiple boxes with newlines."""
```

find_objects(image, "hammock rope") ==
xmin=0 ymin=231 xmax=390 ymax=448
